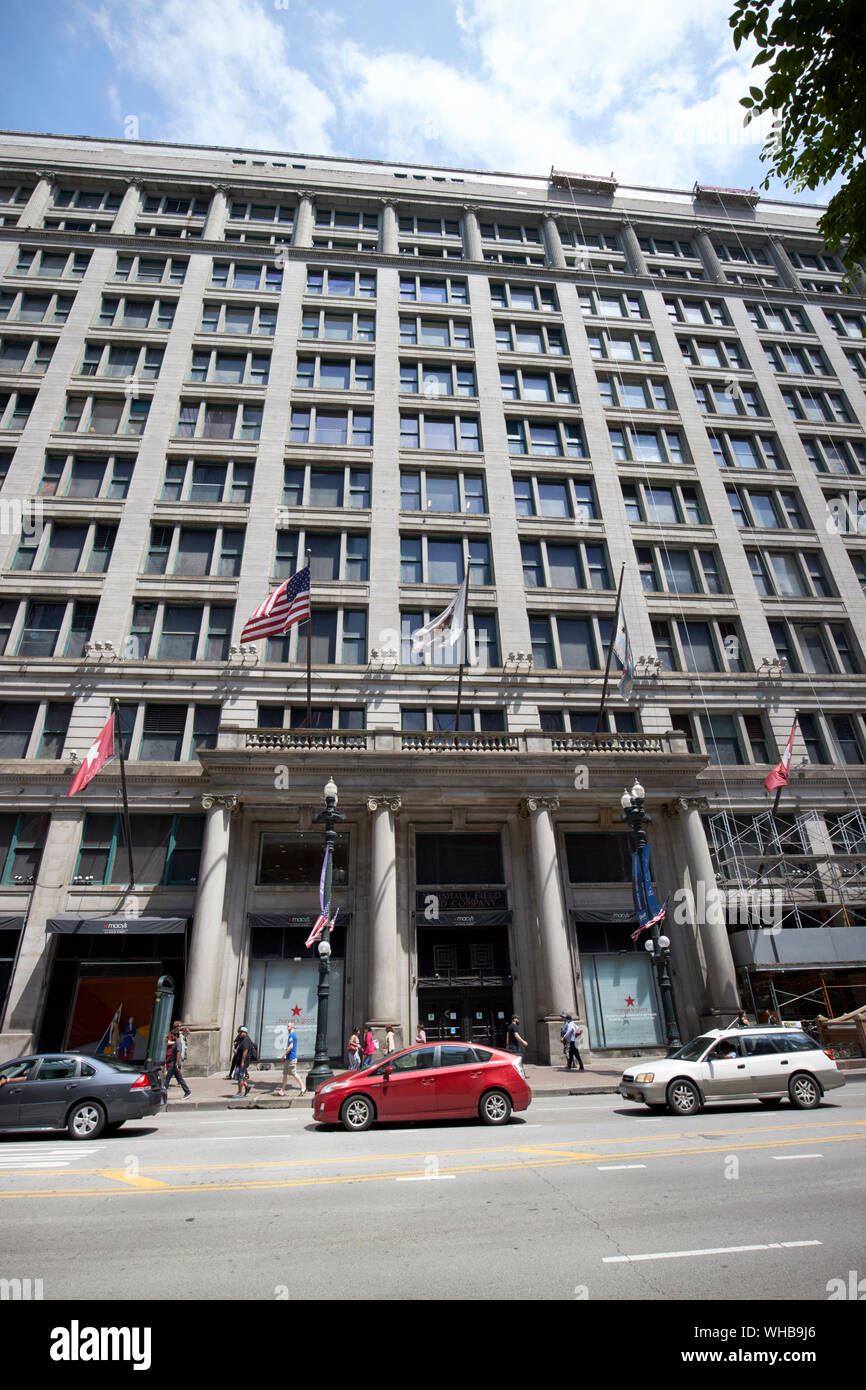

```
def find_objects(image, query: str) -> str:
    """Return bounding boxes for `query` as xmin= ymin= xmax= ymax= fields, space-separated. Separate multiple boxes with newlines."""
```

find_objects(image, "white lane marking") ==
xmin=395 ymin=1174 xmax=457 ymax=1182
xmin=604 ymin=1240 xmax=822 ymax=1264
xmin=597 ymin=1164 xmax=647 ymax=1170
xmin=772 ymin=1154 xmax=823 ymax=1161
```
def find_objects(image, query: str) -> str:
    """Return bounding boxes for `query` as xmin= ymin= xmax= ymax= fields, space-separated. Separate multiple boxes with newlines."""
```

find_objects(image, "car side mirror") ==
xmin=383 ymin=1065 xmax=392 ymax=1081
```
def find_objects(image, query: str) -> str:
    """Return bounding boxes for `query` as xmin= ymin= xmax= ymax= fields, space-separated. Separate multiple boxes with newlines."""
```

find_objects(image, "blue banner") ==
xmin=632 ymin=845 xmax=661 ymax=926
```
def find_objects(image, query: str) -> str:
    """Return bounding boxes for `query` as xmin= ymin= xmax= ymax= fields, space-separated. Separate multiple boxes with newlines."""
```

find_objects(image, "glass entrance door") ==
xmin=418 ymin=990 xmax=512 ymax=1047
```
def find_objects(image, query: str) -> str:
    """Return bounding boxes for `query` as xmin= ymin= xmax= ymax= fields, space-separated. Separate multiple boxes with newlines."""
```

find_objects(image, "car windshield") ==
xmin=669 ymin=1035 xmax=716 ymax=1062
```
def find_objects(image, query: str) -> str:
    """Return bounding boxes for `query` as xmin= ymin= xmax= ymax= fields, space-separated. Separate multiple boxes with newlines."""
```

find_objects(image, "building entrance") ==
xmin=418 ymin=989 xmax=512 ymax=1049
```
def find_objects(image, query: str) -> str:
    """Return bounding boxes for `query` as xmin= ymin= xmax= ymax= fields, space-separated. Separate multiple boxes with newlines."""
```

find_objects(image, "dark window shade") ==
xmin=415 ymin=833 xmax=505 ymax=885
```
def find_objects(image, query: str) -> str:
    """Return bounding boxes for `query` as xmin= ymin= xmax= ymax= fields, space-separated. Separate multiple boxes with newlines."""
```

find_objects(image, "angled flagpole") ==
xmin=596 ymin=564 xmax=625 ymax=734
xmin=305 ymin=548 xmax=313 ymax=731
xmin=110 ymin=699 xmax=135 ymax=888
xmin=453 ymin=564 xmax=471 ymax=738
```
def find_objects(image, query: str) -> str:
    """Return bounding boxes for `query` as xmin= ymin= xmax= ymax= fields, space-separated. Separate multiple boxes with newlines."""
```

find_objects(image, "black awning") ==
xmin=414 ymin=909 xmax=512 ymax=928
xmin=47 ymin=916 xmax=188 ymax=936
xmin=0 ymin=917 xmax=24 ymax=932
xmin=571 ymin=909 xmax=637 ymax=924
xmin=249 ymin=912 xmax=352 ymax=930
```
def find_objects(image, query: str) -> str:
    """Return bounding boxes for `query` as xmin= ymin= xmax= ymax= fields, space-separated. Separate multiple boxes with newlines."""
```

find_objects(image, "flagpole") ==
xmin=110 ymin=699 xmax=135 ymax=889
xmin=596 ymin=564 xmax=625 ymax=734
xmin=453 ymin=567 xmax=470 ymax=741
xmin=305 ymin=548 xmax=312 ymax=732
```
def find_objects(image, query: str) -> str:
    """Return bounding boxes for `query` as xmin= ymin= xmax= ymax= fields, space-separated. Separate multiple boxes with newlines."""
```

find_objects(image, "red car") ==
xmin=314 ymin=1040 xmax=532 ymax=1131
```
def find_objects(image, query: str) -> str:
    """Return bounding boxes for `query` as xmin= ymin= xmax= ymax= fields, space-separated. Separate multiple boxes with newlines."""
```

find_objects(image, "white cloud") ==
xmin=332 ymin=0 xmax=771 ymax=186
xmin=84 ymin=0 xmax=337 ymax=153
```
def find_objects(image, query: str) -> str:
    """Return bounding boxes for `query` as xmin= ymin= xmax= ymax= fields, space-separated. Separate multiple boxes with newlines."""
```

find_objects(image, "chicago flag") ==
xmin=68 ymin=714 xmax=115 ymax=797
xmin=764 ymin=718 xmax=797 ymax=793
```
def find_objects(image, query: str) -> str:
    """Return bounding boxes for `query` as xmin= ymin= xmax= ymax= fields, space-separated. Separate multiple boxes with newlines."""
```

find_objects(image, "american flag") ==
xmin=305 ymin=912 xmax=335 ymax=949
xmin=631 ymin=897 xmax=668 ymax=943
xmin=241 ymin=566 xmax=311 ymax=643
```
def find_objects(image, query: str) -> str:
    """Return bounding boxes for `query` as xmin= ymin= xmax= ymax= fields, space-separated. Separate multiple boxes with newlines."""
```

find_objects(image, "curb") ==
xmin=163 ymin=1086 xmax=623 ymax=1112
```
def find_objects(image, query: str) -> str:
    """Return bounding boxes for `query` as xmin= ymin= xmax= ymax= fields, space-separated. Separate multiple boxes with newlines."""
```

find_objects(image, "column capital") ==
xmin=520 ymin=795 xmax=560 ymax=817
xmin=620 ymin=215 xmax=635 ymax=228
xmin=366 ymin=796 xmax=402 ymax=815
xmin=201 ymin=794 xmax=240 ymax=815
xmin=462 ymin=203 xmax=479 ymax=216
xmin=297 ymin=189 xmax=318 ymax=204
xmin=380 ymin=197 xmax=399 ymax=210
xmin=35 ymin=169 xmax=57 ymax=185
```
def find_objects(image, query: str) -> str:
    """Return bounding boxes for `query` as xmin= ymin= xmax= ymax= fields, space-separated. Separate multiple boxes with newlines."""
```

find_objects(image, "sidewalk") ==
xmin=166 ymin=1058 xmax=638 ymax=1111
xmin=166 ymin=1055 xmax=866 ymax=1112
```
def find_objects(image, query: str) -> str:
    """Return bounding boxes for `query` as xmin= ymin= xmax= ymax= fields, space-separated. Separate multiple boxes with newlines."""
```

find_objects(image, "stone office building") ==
xmin=0 ymin=130 xmax=865 ymax=1072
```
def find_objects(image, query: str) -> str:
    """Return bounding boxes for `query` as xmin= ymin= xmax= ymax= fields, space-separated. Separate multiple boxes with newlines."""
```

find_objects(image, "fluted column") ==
xmin=183 ymin=795 xmax=238 ymax=1026
xmin=521 ymin=796 xmax=577 ymax=1059
xmin=111 ymin=180 xmax=143 ymax=235
xmin=620 ymin=218 xmax=649 ymax=276
xmin=680 ymin=800 xmax=739 ymax=1015
xmin=203 ymin=186 xmax=229 ymax=242
xmin=694 ymin=226 xmax=727 ymax=282
xmin=367 ymin=796 xmax=401 ymax=1023
xmin=542 ymin=215 xmax=566 ymax=269
xmin=767 ymin=236 xmax=804 ymax=292
xmin=17 ymin=173 xmax=55 ymax=229
xmin=461 ymin=205 xmax=483 ymax=261
xmin=379 ymin=200 xmax=398 ymax=255
xmin=292 ymin=191 xmax=316 ymax=248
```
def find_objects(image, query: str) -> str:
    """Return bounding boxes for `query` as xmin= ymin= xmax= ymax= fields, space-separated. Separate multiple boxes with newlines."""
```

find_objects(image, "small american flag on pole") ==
xmin=631 ymin=897 xmax=668 ymax=944
xmin=241 ymin=566 xmax=311 ymax=644
xmin=305 ymin=912 xmax=335 ymax=949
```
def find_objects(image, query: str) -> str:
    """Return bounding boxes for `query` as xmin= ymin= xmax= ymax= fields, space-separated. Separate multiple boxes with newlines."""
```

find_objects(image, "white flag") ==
xmin=411 ymin=578 xmax=467 ymax=656
xmin=612 ymin=607 xmax=635 ymax=697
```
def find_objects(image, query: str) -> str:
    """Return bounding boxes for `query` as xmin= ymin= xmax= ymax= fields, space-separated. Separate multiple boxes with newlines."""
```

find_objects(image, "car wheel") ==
xmin=479 ymin=1089 xmax=512 ymax=1125
xmin=340 ymin=1095 xmax=375 ymax=1132
xmin=758 ymin=1098 xmax=783 ymax=1107
xmin=666 ymin=1078 xmax=702 ymax=1116
xmin=67 ymin=1101 xmax=106 ymax=1140
xmin=788 ymin=1073 xmax=822 ymax=1109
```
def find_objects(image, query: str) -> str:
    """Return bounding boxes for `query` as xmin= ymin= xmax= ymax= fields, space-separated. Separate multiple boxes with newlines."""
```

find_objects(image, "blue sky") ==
xmin=0 ymin=0 xmax=831 ymax=203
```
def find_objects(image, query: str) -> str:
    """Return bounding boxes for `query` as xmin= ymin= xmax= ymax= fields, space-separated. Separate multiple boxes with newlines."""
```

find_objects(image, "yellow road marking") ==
xmin=97 ymin=1169 xmax=168 ymax=1188
xmin=0 ymin=1132 xmax=860 ymax=1199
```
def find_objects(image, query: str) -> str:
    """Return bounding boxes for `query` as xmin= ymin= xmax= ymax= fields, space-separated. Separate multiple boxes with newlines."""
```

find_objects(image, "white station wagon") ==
xmin=619 ymin=1026 xmax=845 ymax=1116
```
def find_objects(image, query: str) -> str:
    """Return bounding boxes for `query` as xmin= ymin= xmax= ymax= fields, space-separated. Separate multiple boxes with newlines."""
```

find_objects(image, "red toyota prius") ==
xmin=314 ymin=1041 xmax=532 ymax=1131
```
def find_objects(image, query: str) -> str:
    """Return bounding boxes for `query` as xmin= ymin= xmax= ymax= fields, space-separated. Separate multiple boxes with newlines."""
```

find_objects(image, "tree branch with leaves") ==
xmin=731 ymin=0 xmax=866 ymax=280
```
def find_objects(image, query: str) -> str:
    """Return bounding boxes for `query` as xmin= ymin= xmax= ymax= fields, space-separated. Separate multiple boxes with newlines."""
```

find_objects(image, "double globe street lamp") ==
xmin=305 ymin=777 xmax=344 ymax=1093
xmin=620 ymin=780 xmax=681 ymax=1050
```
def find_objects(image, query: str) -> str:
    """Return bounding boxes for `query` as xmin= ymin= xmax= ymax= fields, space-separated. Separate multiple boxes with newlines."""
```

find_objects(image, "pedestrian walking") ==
xmin=505 ymin=1015 xmax=528 ymax=1055
xmin=562 ymin=1015 xmax=585 ymax=1072
xmin=559 ymin=1014 xmax=570 ymax=1066
xmin=274 ymin=1022 xmax=304 ymax=1096
xmin=384 ymin=1024 xmax=396 ymax=1055
xmin=362 ymin=1026 xmax=375 ymax=1069
xmin=226 ymin=1027 xmax=243 ymax=1079
xmin=415 ymin=1024 xmax=426 ymax=1044
xmin=734 ymin=1009 xmax=750 ymax=1027
xmin=164 ymin=1029 xmax=191 ymax=1098
xmin=230 ymin=1026 xmax=253 ymax=1097
xmin=347 ymin=1029 xmax=361 ymax=1070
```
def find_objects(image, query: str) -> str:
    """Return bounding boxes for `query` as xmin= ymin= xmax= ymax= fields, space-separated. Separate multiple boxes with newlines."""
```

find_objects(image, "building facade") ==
xmin=0 ymin=131 xmax=864 ymax=1071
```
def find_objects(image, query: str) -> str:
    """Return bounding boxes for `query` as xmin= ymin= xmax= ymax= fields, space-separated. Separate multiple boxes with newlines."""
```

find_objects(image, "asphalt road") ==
xmin=2 ymin=1085 xmax=865 ymax=1305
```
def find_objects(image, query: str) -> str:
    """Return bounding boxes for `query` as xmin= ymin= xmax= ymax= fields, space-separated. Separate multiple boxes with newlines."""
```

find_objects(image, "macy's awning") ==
xmin=47 ymin=916 xmax=188 ymax=936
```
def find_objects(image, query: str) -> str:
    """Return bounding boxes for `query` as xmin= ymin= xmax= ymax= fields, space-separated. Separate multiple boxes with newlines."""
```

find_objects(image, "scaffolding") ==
xmin=707 ymin=807 xmax=866 ymax=930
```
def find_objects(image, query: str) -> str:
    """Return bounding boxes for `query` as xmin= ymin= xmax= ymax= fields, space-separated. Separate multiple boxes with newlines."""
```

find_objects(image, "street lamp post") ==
xmin=620 ymin=780 xmax=681 ymax=1050
xmin=306 ymin=777 xmax=343 ymax=1093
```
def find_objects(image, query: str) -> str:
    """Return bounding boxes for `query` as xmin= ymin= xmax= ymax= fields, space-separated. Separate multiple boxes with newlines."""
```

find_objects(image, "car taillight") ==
xmin=823 ymin=1048 xmax=835 ymax=1060
xmin=130 ymin=1074 xmax=151 ymax=1090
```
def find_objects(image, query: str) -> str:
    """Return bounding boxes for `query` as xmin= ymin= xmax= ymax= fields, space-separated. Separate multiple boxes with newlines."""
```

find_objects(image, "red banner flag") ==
xmin=764 ymin=719 xmax=796 ymax=793
xmin=68 ymin=714 xmax=115 ymax=797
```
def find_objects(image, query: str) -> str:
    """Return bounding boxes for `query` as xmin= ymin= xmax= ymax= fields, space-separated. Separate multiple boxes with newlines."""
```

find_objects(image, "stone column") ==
xmin=366 ymin=796 xmax=401 ymax=1032
xmin=542 ymin=215 xmax=566 ymax=269
xmin=620 ymin=218 xmax=649 ymax=276
xmin=461 ymin=205 xmax=483 ymax=261
xmin=182 ymin=795 xmax=238 ymax=1071
xmin=111 ymin=180 xmax=143 ymax=235
xmin=767 ymin=236 xmax=804 ymax=292
xmin=694 ymin=226 xmax=727 ymax=282
xmin=380 ymin=200 xmax=398 ymax=255
xmin=203 ymin=185 xmax=229 ymax=242
xmin=292 ymin=191 xmax=316 ymax=248
xmin=679 ymin=800 xmax=739 ymax=1019
xmin=521 ymin=796 xmax=577 ymax=1061
xmin=0 ymin=808 xmax=83 ymax=1054
xmin=16 ymin=173 xmax=55 ymax=229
